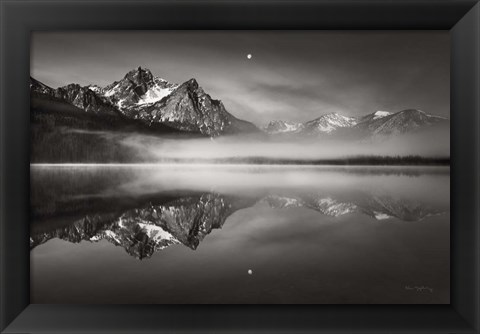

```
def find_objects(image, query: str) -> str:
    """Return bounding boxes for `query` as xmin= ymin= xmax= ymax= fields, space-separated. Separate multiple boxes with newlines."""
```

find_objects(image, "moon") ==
xmin=247 ymin=54 xmax=252 ymax=59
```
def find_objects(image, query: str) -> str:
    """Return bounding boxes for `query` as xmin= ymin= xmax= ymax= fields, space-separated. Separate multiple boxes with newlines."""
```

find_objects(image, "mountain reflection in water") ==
xmin=31 ymin=190 xmax=445 ymax=260
xmin=30 ymin=165 xmax=450 ymax=304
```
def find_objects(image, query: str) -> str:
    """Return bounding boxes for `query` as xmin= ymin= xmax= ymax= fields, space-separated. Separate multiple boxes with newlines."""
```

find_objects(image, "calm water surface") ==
xmin=30 ymin=165 xmax=450 ymax=304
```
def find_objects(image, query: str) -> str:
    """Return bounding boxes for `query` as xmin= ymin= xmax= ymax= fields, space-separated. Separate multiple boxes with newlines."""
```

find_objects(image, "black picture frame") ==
xmin=1 ymin=0 xmax=479 ymax=333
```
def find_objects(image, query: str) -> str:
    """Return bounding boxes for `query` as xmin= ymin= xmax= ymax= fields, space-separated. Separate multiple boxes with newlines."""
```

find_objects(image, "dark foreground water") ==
xmin=30 ymin=165 xmax=450 ymax=304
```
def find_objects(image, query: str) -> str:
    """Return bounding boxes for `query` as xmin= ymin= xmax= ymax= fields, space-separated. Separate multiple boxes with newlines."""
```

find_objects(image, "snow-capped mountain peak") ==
xmin=304 ymin=112 xmax=357 ymax=133
xmin=99 ymin=66 xmax=179 ymax=112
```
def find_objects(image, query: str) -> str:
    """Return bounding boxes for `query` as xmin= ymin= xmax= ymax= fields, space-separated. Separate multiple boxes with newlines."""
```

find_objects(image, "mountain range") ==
xmin=31 ymin=67 xmax=449 ymax=139
xmin=264 ymin=109 xmax=448 ymax=137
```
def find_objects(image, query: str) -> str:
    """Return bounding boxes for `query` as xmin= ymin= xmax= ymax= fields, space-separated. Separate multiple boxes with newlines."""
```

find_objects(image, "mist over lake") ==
xmin=119 ymin=127 xmax=450 ymax=162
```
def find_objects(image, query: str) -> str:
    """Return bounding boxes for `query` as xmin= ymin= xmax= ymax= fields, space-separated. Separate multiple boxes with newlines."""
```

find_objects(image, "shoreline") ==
xmin=30 ymin=163 xmax=451 ymax=168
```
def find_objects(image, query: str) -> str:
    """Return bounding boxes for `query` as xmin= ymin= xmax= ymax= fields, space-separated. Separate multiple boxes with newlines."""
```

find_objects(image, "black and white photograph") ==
xmin=30 ymin=31 xmax=450 ymax=304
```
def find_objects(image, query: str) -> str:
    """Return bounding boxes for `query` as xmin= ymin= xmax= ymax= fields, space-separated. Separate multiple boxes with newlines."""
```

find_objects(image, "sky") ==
xmin=31 ymin=31 xmax=450 ymax=126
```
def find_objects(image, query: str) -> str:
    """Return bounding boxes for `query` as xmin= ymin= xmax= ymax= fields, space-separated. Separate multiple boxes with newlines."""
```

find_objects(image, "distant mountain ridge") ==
xmin=264 ymin=109 xmax=448 ymax=137
xmin=263 ymin=120 xmax=304 ymax=134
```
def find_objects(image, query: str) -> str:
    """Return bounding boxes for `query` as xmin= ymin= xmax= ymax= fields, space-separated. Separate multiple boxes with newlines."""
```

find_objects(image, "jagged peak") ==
xmin=124 ymin=66 xmax=154 ymax=83
xmin=183 ymin=78 xmax=199 ymax=89
xmin=174 ymin=78 xmax=200 ymax=93
xmin=59 ymin=83 xmax=82 ymax=90
xmin=125 ymin=66 xmax=152 ymax=75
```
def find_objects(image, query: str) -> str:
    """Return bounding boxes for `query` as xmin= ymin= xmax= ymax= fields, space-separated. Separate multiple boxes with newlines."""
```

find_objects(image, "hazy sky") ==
xmin=31 ymin=31 xmax=450 ymax=126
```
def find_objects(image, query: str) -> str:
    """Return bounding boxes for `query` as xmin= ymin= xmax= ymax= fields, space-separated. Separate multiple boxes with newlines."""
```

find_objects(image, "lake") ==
xmin=30 ymin=165 xmax=450 ymax=304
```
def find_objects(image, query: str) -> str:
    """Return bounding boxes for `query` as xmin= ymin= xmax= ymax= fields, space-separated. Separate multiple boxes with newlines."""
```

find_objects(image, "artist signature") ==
xmin=405 ymin=285 xmax=433 ymax=293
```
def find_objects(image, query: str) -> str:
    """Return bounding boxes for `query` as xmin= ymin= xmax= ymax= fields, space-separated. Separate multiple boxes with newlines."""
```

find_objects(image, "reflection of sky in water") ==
xmin=30 ymin=166 xmax=450 ymax=304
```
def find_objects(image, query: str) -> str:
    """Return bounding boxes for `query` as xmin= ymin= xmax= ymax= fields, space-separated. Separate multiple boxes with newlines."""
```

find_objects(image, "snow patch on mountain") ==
xmin=136 ymin=82 xmax=176 ymax=105
xmin=104 ymin=230 xmax=121 ymax=244
xmin=102 ymin=84 xmax=120 ymax=97
xmin=137 ymin=222 xmax=179 ymax=243
xmin=373 ymin=111 xmax=391 ymax=119
xmin=87 ymin=85 xmax=102 ymax=94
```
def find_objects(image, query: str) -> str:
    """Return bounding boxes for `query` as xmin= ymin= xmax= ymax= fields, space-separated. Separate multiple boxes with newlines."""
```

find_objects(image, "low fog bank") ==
xmin=117 ymin=127 xmax=450 ymax=162
xmin=39 ymin=127 xmax=448 ymax=164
